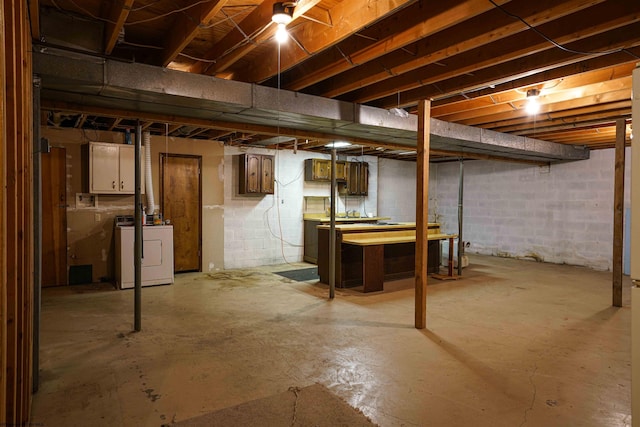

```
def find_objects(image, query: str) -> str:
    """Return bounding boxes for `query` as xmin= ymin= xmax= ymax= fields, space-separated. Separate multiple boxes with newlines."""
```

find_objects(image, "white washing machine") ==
xmin=115 ymin=225 xmax=174 ymax=289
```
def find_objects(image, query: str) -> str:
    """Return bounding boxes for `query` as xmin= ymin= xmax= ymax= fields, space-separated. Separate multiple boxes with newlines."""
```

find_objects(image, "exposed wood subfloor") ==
xmin=31 ymin=255 xmax=631 ymax=426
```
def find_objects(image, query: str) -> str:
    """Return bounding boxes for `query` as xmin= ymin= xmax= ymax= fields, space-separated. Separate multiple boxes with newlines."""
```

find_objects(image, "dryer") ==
xmin=115 ymin=225 xmax=174 ymax=289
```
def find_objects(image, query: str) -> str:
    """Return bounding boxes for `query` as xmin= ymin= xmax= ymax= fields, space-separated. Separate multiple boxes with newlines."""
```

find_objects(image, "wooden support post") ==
xmin=0 ymin=0 xmax=6 ymax=422
xmin=415 ymin=99 xmax=431 ymax=329
xmin=613 ymin=118 xmax=626 ymax=307
xmin=1 ymin=1 xmax=34 ymax=423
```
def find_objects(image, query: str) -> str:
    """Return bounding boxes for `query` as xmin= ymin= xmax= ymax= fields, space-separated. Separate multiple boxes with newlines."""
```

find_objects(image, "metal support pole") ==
xmin=32 ymin=75 xmax=42 ymax=392
xmin=134 ymin=123 xmax=143 ymax=331
xmin=612 ymin=118 xmax=625 ymax=307
xmin=457 ymin=159 xmax=464 ymax=277
xmin=329 ymin=148 xmax=337 ymax=299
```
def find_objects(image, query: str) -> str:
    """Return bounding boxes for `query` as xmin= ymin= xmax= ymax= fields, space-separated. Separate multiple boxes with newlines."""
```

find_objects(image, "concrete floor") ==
xmin=31 ymin=255 xmax=631 ymax=426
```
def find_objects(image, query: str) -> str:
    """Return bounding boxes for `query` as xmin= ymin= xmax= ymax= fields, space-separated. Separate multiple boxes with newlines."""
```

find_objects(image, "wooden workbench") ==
xmin=302 ymin=214 xmax=390 ymax=263
xmin=317 ymin=223 xmax=454 ymax=292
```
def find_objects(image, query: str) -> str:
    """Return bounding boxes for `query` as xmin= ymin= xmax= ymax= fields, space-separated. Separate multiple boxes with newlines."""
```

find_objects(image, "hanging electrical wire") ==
xmin=489 ymin=0 xmax=640 ymax=59
xmin=178 ymin=52 xmax=217 ymax=63
xmin=125 ymin=0 xmax=219 ymax=25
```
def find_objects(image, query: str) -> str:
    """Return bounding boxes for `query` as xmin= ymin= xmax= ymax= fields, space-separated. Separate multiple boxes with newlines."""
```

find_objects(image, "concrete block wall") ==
xmin=377 ymin=158 xmax=416 ymax=222
xmin=223 ymin=147 xmax=378 ymax=269
xmin=377 ymin=158 xmax=440 ymax=222
xmin=377 ymin=148 xmax=630 ymax=270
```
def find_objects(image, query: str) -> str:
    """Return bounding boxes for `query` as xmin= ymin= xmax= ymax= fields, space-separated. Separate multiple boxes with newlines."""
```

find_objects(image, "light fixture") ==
xmin=272 ymin=2 xmax=294 ymax=25
xmin=389 ymin=90 xmax=409 ymax=118
xmin=272 ymin=2 xmax=294 ymax=44
xmin=525 ymin=88 xmax=540 ymax=115
xmin=325 ymin=141 xmax=352 ymax=148
xmin=389 ymin=107 xmax=409 ymax=118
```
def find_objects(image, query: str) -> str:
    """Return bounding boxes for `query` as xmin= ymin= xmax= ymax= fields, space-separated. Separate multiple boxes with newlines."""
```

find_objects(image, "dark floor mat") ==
xmin=274 ymin=267 xmax=319 ymax=281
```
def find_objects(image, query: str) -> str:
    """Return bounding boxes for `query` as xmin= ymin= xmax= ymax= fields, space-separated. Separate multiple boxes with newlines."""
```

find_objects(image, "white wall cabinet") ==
xmin=88 ymin=142 xmax=145 ymax=194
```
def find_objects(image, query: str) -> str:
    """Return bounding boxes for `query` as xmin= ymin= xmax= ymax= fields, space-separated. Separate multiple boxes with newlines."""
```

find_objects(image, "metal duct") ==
xmin=33 ymin=49 xmax=590 ymax=163
xmin=143 ymin=131 xmax=155 ymax=215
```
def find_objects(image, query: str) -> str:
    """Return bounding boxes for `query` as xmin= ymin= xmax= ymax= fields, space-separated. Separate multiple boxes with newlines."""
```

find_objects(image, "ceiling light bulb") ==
xmin=275 ymin=23 xmax=289 ymax=43
xmin=525 ymin=97 xmax=540 ymax=115
xmin=525 ymin=88 xmax=541 ymax=115
xmin=325 ymin=141 xmax=351 ymax=148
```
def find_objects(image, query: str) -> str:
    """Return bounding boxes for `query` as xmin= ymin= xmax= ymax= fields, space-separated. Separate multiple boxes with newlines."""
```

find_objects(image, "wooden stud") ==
xmin=1 ymin=1 xmax=33 ymax=422
xmin=415 ymin=99 xmax=430 ymax=329
xmin=613 ymin=118 xmax=625 ymax=307
xmin=263 ymin=0 xmax=494 ymax=91
xmin=191 ymin=0 xmax=323 ymax=75
xmin=0 ymin=0 xmax=6 ymax=423
xmin=103 ymin=0 xmax=134 ymax=55
xmin=5 ymin=0 xmax=20 ymax=420
xmin=27 ymin=0 xmax=38 ymax=40
xmin=160 ymin=0 xmax=228 ymax=67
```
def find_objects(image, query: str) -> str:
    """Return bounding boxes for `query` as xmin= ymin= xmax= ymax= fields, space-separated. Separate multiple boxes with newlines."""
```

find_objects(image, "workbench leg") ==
xmin=448 ymin=237 xmax=454 ymax=277
xmin=362 ymin=245 xmax=384 ymax=292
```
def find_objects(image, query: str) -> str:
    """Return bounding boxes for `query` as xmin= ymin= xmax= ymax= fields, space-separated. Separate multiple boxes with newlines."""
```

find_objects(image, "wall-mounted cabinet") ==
xmin=238 ymin=153 xmax=275 ymax=195
xmin=86 ymin=142 xmax=145 ymax=194
xmin=304 ymin=158 xmax=347 ymax=182
xmin=340 ymin=161 xmax=368 ymax=196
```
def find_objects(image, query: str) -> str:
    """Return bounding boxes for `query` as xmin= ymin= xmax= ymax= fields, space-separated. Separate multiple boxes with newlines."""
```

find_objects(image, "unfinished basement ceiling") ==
xmin=32 ymin=0 xmax=638 ymax=162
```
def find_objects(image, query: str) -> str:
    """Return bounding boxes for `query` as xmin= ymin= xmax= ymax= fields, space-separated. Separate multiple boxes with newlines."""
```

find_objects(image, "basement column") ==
xmin=329 ymin=148 xmax=337 ymax=300
xmin=134 ymin=124 xmax=143 ymax=331
xmin=415 ymin=99 xmax=431 ymax=329
xmin=612 ymin=118 xmax=625 ymax=307
xmin=630 ymin=64 xmax=640 ymax=427
xmin=32 ymin=75 xmax=42 ymax=393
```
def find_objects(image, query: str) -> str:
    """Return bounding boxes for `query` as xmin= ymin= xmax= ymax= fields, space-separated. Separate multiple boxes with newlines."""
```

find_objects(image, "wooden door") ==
xmin=160 ymin=154 xmax=202 ymax=272
xmin=42 ymin=146 xmax=67 ymax=286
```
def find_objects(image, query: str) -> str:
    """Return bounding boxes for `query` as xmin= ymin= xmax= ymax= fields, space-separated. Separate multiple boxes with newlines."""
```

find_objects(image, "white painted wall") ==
xmin=223 ymin=147 xmax=378 ymax=268
xmin=377 ymin=149 xmax=631 ymax=271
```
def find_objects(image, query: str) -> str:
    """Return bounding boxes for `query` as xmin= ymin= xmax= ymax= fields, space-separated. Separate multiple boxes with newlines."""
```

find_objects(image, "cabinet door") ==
xmin=240 ymin=154 xmax=261 ymax=193
xmin=261 ymin=155 xmax=275 ymax=194
xmin=313 ymin=159 xmax=330 ymax=180
xmin=358 ymin=162 xmax=369 ymax=195
xmin=119 ymin=145 xmax=135 ymax=192
xmin=90 ymin=143 xmax=120 ymax=193
xmin=342 ymin=161 xmax=369 ymax=195
xmin=346 ymin=162 xmax=360 ymax=195
xmin=335 ymin=161 xmax=347 ymax=181
xmin=117 ymin=145 xmax=146 ymax=194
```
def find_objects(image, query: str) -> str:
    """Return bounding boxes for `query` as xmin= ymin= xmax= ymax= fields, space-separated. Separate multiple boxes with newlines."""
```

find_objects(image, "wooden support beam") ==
xmin=103 ymin=0 xmax=134 ymax=55
xmin=27 ymin=0 xmax=38 ymax=40
xmin=191 ymin=0 xmax=322 ymax=75
xmin=318 ymin=0 xmax=603 ymax=99
xmin=160 ymin=0 xmax=228 ymax=67
xmin=268 ymin=0 xmax=497 ymax=91
xmin=108 ymin=117 xmax=122 ymax=131
xmin=415 ymin=99 xmax=430 ymax=329
xmin=613 ymin=118 xmax=626 ymax=307
xmin=40 ymin=100 xmax=408 ymax=149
